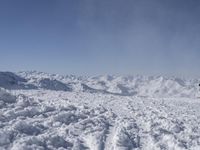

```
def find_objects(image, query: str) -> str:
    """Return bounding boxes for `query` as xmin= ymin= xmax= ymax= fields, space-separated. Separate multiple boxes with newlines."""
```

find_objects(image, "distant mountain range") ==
xmin=0 ymin=71 xmax=199 ymax=98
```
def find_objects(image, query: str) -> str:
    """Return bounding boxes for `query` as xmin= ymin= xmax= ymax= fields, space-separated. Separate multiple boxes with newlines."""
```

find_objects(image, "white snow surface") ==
xmin=0 ymin=71 xmax=200 ymax=150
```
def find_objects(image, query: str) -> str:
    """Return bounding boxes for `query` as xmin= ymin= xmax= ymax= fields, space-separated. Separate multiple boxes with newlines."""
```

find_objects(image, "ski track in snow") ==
xmin=0 ymin=90 xmax=199 ymax=150
xmin=0 ymin=72 xmax=200 ymax=150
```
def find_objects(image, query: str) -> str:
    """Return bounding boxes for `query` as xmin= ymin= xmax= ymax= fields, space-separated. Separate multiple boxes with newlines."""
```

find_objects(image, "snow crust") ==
xmin=0 ymin=71 xmax=200 ymax=150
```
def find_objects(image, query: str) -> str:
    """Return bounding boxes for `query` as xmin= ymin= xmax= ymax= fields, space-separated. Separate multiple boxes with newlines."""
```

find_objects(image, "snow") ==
xmin=38 ymin=78 xmax=72 ymax=91
xmin=0 ymin=71 xmax=200 ymax=149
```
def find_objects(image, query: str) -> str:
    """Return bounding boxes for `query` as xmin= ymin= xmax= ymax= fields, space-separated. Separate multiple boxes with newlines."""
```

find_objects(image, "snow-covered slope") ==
xmin=16 ymin=71 xmax=199 ymax=98
xmin=0 ymin=72 xmax=36 ymax=90
xmin=0 ymin=71 xmax=200 ymax=150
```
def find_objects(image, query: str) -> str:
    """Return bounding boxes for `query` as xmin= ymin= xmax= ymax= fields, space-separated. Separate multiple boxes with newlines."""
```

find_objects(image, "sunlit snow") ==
xmin=0 ymin=71 xmax=200 ymax=150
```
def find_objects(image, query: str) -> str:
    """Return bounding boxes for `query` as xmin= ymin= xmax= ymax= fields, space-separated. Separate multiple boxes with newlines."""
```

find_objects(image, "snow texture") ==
xmin=0 ymin=71 xmax=200 ymax=150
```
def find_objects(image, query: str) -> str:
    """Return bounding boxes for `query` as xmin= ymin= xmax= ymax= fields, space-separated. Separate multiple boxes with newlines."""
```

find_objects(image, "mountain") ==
xmin=0 ymin=71 xmax=198 ymax=98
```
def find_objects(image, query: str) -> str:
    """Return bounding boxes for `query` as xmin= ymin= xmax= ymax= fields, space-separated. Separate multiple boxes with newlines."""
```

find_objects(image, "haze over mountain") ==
xmin=1 ymin=0 xmax=200 ymax=149
xmin=0 ymin=0 xmax=200 ymax=76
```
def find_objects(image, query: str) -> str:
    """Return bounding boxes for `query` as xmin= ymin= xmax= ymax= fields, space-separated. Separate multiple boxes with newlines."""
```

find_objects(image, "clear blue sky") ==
xmin=0 ymin=0 xmax=200 ymax=76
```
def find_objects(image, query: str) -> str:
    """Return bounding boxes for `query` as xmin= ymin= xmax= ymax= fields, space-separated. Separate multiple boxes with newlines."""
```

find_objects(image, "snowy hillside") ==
xmin=15 ymin=71 xmax=199 ymax=98
xmin=0 ymin=71 xmax=200 ymax=150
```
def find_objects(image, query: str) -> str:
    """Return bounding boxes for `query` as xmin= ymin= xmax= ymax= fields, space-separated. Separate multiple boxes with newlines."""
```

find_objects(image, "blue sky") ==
xmin=0 ymin=0 xmax=200 ymax=76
